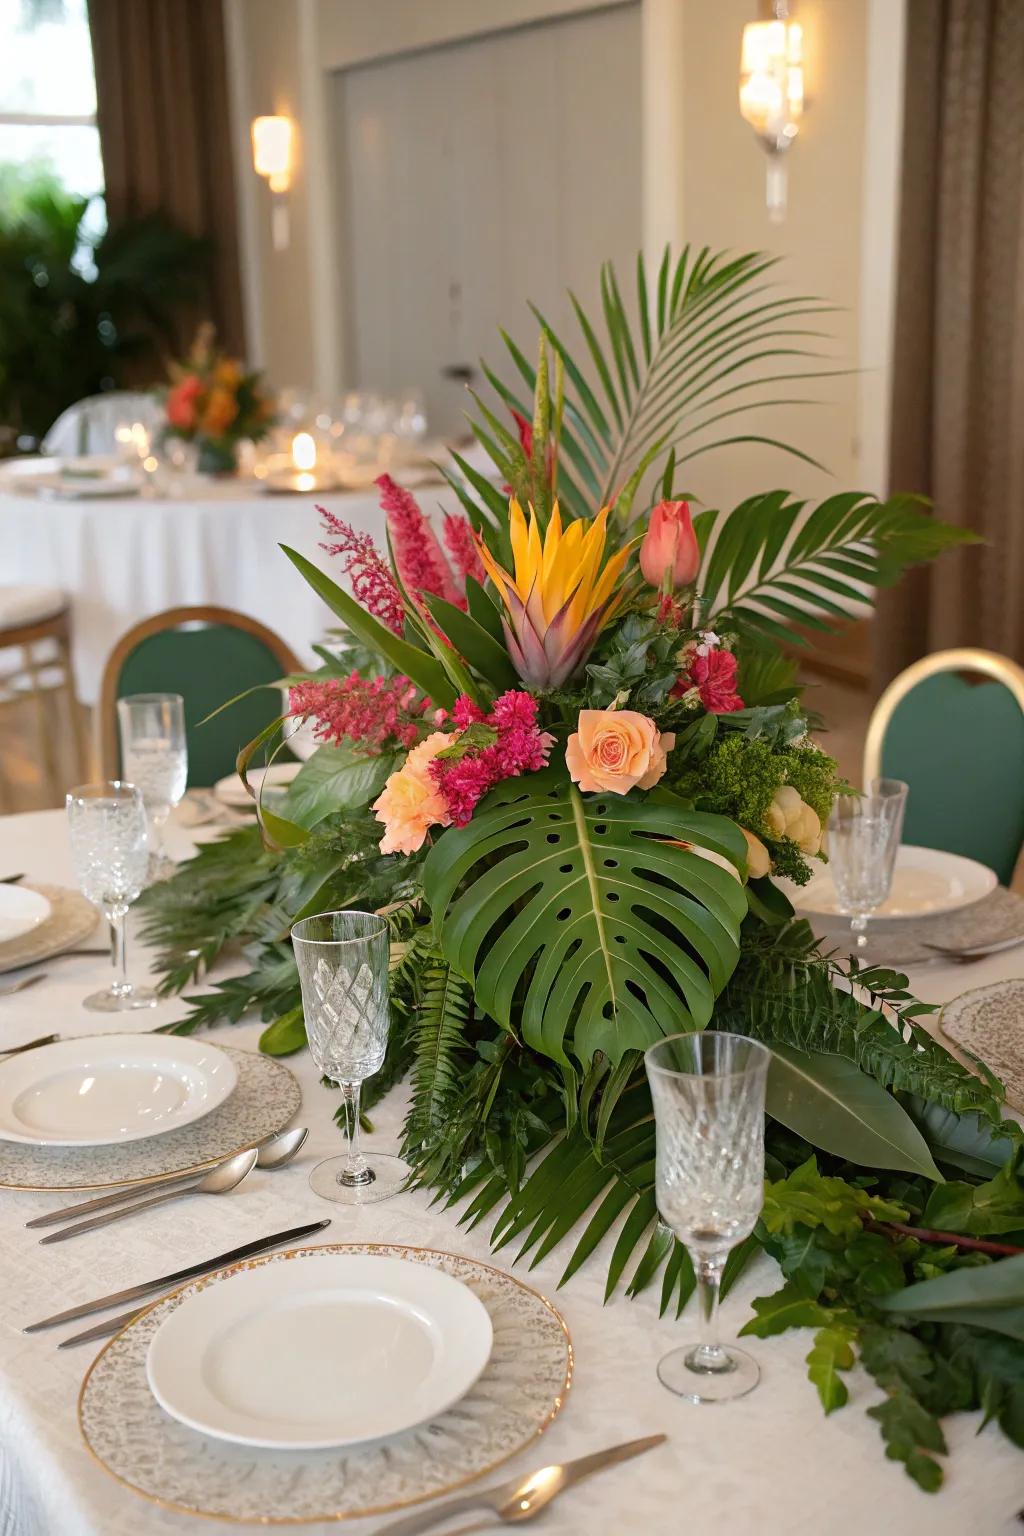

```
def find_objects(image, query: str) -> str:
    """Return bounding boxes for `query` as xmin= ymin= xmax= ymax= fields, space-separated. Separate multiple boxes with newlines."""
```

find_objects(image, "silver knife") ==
xmin=368 ymin=1434 xmax=667 ymax=1536
xmin=24 ymin=1218 xmax=331 ymax=1333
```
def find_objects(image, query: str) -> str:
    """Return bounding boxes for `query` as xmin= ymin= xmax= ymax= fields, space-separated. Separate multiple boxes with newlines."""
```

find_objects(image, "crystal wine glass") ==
xmin=66 ymin=782 xmax=155 ymax=1012
xmin=117 ymin=693 xmax=187 ymax=879
xmin=828 ymin=777 xmax=908 ymax=948
xmin=645 ymin=1031 xmax=772 ymax=1404
xmin=292 ymin=910 xmax=410 ymax=1204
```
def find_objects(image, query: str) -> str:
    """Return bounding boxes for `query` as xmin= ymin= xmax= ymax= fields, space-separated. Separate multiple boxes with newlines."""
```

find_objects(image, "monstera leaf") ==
xmin=423 ymin=767 xmax=748 ymax=1069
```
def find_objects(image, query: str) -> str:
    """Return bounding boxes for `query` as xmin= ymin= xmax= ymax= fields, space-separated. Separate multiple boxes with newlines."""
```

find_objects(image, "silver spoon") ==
xmin=27 ymin=1128 xmax=308 ymax=1229
xmin=39 ymin=1148 xmax=258 ymax=1244
xmin=257 ymin=1125 xmax=308 ymax=1168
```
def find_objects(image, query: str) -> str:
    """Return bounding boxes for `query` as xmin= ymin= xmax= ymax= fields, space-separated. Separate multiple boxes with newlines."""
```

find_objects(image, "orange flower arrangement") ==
xmin=164 ymin=323 xmax=274 ymax=469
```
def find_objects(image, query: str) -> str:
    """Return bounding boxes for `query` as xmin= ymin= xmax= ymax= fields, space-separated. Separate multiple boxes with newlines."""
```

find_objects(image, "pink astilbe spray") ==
xmin=318 ymin=506 xmax=404 ymax=636
xmin=429 ymin=690 xmax=555 ymax=826
xmin=288 ymin=672 xmax=427 ymax=750
xmin=376 ymin=474 xmax=464 ymax=609
xmin=443 ymin=513 xmax=486 ymax=585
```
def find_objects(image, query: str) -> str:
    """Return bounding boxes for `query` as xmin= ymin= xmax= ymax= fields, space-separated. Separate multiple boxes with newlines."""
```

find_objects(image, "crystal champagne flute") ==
xmin=645 ymin=1031 xmax=771 ymax=1404
xmin=117 ymin=693 xmax=187 ymax=879
xmin=66 ymin=782 xmax=155 ymax=1011
xmin=828 ymin=777 xmax=908 ymax=947
xmin=292 ymin=910 xmax=410 ymax=1204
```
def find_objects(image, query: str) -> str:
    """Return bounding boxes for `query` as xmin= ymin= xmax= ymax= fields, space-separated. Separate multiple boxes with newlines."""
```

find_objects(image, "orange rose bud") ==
xmin=639 ymin=499 xmax=699 ymax=591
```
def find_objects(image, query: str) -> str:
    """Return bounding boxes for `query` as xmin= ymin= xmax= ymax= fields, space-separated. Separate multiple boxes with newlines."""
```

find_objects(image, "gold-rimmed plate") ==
xmin=79 ymin=1243 xmax=572 ymax=1525
xmin=0 ymin=1045 xmax=299 ymax=1191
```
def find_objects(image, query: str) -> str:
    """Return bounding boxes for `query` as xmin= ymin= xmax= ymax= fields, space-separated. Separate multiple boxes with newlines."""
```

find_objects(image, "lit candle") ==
xmin=292 ymin=432 xmax=316 ymax=472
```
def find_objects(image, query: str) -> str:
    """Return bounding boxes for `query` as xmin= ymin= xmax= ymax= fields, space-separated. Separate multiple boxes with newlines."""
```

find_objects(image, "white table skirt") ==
xmin=0 ymin=809 xmax=1020 ymax=1536
xmin=0 ymin=482 xmax=461 ymax=704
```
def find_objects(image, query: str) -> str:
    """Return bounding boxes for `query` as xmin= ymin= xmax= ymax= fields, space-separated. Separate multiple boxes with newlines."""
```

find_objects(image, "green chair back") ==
xmin=105 ymin=615 xmax=295 ymax=788
xmin=873 ymin=666 xmax=1024 ymax=885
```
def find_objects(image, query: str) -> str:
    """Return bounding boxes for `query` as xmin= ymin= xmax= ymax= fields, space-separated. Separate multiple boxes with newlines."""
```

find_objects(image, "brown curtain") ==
xmin=873 ymin=0 xmax=1024 ymax=691
xmin=87 ymin=0 xmax=245 ymax=355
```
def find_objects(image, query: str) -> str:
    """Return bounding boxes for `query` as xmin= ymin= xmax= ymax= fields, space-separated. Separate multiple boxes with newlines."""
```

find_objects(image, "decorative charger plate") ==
xmin=0 ymin=1045 xmax=299 ymax=1190
xmin=940 ymin=978 xmax=1024 ymax=1110
xmin=0 ymin=884 xmax=99 ymax=975
xmin=79 ymin=1243 xmax=573 ymax=1525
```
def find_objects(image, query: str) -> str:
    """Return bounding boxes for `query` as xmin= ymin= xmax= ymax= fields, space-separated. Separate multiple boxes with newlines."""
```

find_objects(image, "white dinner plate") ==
xmin=213 ymin=762 xmax=300 ymax=809
xmin=146 ymin=1251 xmax=494 ymax=1450
xmin=0 ymin=1034 xmax=237 ymax=1147
xmin=782 ymin=844 xmax=997 ymax=921
xmin=0 ymin=885 xmax=51 ymax=942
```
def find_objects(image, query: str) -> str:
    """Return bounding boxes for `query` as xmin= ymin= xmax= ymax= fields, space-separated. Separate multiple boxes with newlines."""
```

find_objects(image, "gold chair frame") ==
xmin=98 ymin=605 xmax=301 ymax=779
xmin=864 ymin=647 xmax=1024 ymax=785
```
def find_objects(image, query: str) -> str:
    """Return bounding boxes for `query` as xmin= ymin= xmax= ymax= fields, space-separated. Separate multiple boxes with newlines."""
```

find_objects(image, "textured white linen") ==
xmin=0 ymin=483 xmax=462 ymax=703
xmin=0 ymin=809 xmax=1020 ymax=1536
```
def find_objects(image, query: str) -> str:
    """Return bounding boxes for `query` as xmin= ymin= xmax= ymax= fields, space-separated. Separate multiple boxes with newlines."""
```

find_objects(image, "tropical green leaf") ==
xmin=423 ymin=766 xmax=748 ymax=1069
xmin=281 ymin=744 xmax=401 ymax=829
xmin=258 ymin=1006 xmax=306 ymax=1056
xmin=876 ymin=1253 xmax=1024 ymax=1342
xmin=767 ymin=1045 xmax=944 ymax=1181
xmin=422 ymin=594 xmax=520 ymax=691
xmin=280 ymin=545 xmax=457 ymax=708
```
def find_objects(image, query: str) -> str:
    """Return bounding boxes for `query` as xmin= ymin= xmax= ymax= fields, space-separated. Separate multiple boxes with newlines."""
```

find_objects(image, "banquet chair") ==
xmin=863 ymin=648 xmax=1024 ymax=886
xmin=42 ymin=392 xmax=158 ymax=458
xmin=98 ymin=607 xmax=300 ymax=788
xmin=0 ymin=587 xmax=87 ymax=809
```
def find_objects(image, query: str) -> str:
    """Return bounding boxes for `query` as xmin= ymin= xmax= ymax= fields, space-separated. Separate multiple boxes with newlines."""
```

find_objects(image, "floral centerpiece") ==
xmin=164 ymin=322 xmax=274 ymax=474
xmin=142 ymin=250 xmax=1023 ymax=1491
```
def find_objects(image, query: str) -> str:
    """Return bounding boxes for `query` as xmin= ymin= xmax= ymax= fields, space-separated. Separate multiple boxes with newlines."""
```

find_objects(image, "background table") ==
xmin=0 ymin=477 xmax=462 ymax=704
xmin=0 ymin=808 xmax=1021 ymax=1535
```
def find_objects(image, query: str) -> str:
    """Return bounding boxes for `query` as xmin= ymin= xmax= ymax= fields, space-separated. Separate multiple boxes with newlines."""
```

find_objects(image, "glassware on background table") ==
xmin=117 ymin=694 xmax=187 ymax=880
xmin=828 ymin=777 xmax=908 ymax=948
xmin=66 ymin=782 xmax=155 ymax=1012
xmin=292 ymin=910 xmax=410 ymax=1204
xmin=645 ymin=1031 xmax=771 ymax=1404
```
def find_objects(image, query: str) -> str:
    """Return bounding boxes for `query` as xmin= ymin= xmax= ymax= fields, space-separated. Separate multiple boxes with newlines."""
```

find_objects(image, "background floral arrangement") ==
xmin=142 ymin=248 xmax=1023 ymax=1492
xmin=164 ymin=321 xmax=274 ymax=471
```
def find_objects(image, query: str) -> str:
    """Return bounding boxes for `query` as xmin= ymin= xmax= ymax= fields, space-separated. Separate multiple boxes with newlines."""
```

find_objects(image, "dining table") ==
xmin=0 ymin=806 xmax=1021 ymax=1536
xmin=0 ymin=468 xmax=464 ymax=705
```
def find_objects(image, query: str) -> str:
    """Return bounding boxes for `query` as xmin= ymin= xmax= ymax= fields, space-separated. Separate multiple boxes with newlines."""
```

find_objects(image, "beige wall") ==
xmin=225 ymin=0 xmax=904 ymax=507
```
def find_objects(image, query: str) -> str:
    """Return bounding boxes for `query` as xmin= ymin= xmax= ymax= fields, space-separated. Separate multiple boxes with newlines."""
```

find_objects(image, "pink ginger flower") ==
xmin=318 ymin=506 xmax=404 ymax=635
xmin=376 ymin=474 xmax=464 ymax=610
xmin=443 ymin=513 xmax=486 ymax=585
xmin=288 ymin=671 xmax=427 ymax=749
xmin=429 ymin=689 xmax=555 ymax=826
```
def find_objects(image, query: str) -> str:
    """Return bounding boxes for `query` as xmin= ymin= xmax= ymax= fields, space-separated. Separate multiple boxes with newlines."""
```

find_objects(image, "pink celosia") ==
xmin=288 ymin=671 xmax=426 ymax=750
xmin=317 ymin=506 xmax=404 ymax=636
xmin=443 ymin=513 xmax=486 ymax=585
xmin=429 ymin=690 xmax=555 ymax=826
xmin=376 ymin=474 xmax=464 ymax=609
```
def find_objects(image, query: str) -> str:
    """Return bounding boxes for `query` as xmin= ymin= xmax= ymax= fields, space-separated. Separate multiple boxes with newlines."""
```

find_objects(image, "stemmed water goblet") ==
xmin=292 ymin=910 xmax=410 ymax=1204
xmin=66 ymin=781 xmax=155 ymax=1012
xmin=645 ymin=1031 xmax=772 ymax=1404
xmin=117 ymin=693 xmax=188 ymax=879
xmin=828 ymin=777 xmax=908 ymax=948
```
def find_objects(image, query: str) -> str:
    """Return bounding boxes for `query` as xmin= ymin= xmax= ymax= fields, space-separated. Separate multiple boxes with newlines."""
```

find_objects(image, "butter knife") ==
xmin=369 ymin=1434 xmax=667 ymax=1536
xmin=24 ymin=1218 xmax=331 ymax=1333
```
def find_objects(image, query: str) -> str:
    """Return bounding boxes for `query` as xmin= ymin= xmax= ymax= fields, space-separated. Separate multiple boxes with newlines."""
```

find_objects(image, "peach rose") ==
xmin=565 ymin=710 xmax=675 ymax=796
xmin=740 ymin=827 xmax=771 ymax=879
xmin=372 ymin=732 xmax=454 ymax=854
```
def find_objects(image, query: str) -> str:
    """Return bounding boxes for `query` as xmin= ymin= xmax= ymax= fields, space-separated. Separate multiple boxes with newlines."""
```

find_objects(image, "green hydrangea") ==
xmin=668 ymin=733 xmax=842 ymax=885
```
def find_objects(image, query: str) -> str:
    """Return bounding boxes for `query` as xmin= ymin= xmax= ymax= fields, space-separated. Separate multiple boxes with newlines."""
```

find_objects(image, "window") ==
xmin=0 ymin=0 xmax=103 ymax=201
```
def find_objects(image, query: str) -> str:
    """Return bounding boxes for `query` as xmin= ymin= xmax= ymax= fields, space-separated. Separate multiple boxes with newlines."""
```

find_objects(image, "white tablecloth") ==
xmin=0 ymin=480 xmax=460 ymax=704
xmin=0 ymin=809 xmax=1020 ymax=1536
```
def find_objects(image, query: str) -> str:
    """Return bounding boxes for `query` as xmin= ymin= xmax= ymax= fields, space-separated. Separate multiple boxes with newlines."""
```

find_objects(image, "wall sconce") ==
xmin=251 ymin=115 xmax=294 ymax=251
xmin=739 ymin=0 xmax=804 ymax=223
